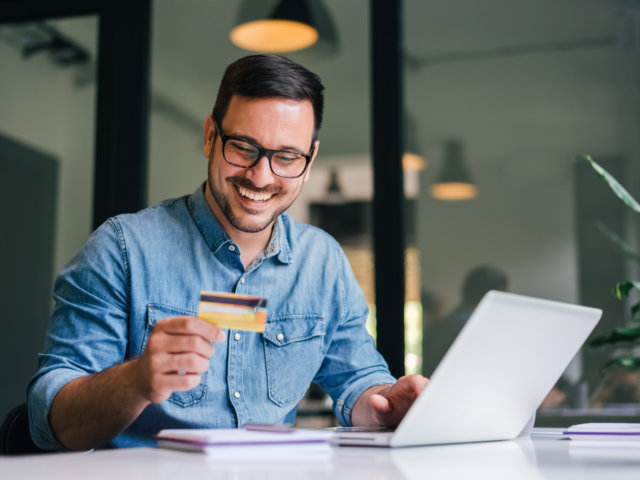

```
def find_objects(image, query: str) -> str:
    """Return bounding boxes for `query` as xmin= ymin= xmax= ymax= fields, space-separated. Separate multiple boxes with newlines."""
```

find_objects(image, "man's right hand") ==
xmin=50 ymin=315 xmax=225 ymax=450
xmin=134 ymin=315 xmax=226 ymax=403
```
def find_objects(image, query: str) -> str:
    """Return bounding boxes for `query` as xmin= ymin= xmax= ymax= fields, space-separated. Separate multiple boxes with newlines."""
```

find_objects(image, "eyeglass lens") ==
xmin=224 ymin=138 xmax=307 ymax=178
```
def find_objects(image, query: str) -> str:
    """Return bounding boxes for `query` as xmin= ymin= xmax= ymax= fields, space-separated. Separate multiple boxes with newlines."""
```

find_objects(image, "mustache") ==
xmin=226 ymin=176 xmax=282 ymax=195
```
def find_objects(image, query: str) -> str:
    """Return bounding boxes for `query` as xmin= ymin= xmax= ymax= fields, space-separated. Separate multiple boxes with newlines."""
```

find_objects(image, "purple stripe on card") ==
xmin=200 ymin=294 xmax=267 ymax=308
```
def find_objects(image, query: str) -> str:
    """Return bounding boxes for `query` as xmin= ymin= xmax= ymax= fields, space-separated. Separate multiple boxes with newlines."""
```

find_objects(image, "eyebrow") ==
xmin=226 ymin=131 xmax=308 ymax=154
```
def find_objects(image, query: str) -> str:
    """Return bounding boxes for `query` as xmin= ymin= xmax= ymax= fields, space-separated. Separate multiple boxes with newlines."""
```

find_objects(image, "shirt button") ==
xmin=234 ymin=332 xmax=241 ymax=341
xmin=234 ymin=391 xmax=241 ymax=399
xmin=240 ymin=277 xmax=245 ymax=284
xmin=228 ymin=245 xmax=236 ymax=252
xmin=276 ymin=333 xmax=284 ymax=341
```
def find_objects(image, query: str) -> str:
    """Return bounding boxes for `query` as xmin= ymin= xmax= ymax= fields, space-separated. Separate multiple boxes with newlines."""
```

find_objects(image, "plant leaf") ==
xmin=595 ymin=222 xmax=640 ymax=262
xmin=588 ymin=326 xmax=640 ymax=347
xmin=612 ymin=281 xmax=640 ymax=299
xmin=600 ymin=356 xmax=640 ymax=375
xmin=632 ymin=301 xmax=640 ymax=319
xmin=578 ymin=154 xmax=640 ymax=214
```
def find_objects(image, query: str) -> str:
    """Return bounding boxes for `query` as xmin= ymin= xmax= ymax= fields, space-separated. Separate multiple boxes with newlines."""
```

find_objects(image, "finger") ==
xmin=156 ymin=316 xmax=226 ymax=342
xmin=369 ymin=394 xmax=395 ymax=426
xmin=170 ymin=373 xmax=203 ymax=392
xmin=372 ymin=376 xmax=428 ymax=426
xmin=404 ymin=374 xmax=429 ymax=394
xmin=168 ymin=352 xmax=211 ymax=374
xmin=370 ymin=393 xmax=391 ymax=414
xmin=151 ymin=352 xmax=211 ymax=375
xmin=162 ymin=334 xmax=216 ymax=358
xmin=145 ymin=329 xmax=216 ymax=359
xmin=392 ymin=374 xmax=428 ymax=398
xmin=153 ymin=372 xmax=203 ymax=396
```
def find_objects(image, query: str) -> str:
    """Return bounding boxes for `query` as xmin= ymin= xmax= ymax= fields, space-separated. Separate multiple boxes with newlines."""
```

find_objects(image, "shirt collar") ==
xmin=188 ymin=182 xmax=292 ymax=264
xmin=267 ymin=216 xmax=293 ymax=264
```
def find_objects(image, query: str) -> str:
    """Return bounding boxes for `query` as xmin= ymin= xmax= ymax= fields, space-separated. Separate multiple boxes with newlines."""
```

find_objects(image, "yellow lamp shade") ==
xmin=430 ymin=140 xmax=477 ymax=201
xmin=429 ymin=182 xmax=477 ymax=201
xmin=230 ymin=19 xmax=319 ymax=53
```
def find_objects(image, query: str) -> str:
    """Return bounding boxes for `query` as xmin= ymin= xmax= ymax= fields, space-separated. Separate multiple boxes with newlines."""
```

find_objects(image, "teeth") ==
xmin=238 ymin=186 xmax=272 ymax=201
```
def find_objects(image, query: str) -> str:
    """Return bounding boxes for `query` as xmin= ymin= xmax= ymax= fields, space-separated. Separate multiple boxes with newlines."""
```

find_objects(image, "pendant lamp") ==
xmin=230 ymin=0 xmax=338 ymax=55
xmin=430 ymin=140 xmax=477 ymax=200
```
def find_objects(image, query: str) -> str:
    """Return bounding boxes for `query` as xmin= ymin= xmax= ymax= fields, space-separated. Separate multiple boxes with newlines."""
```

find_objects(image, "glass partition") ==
xmin=405 ymin=0 xmax=640 ymax=421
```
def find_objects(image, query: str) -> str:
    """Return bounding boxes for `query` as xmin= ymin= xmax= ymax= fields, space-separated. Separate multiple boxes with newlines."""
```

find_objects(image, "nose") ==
xmin=245 ymin=154 xmax=275 ymax=188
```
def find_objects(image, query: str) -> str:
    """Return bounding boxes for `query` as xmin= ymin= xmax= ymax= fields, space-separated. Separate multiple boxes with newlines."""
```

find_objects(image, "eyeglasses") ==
xmin=215 ymin=121 xmax=314 ymax=179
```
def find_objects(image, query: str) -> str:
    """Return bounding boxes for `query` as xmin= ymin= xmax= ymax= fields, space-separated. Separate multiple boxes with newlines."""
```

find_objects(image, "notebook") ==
xmin=334 ymin=291 xmax=601 ymax=447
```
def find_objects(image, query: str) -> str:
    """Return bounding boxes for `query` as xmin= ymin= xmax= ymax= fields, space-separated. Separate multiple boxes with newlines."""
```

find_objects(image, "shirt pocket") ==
xmin=143 ymin=303 xmax=208 ymax=407
xmin=263 ymin=315 xmax=325 ymax=407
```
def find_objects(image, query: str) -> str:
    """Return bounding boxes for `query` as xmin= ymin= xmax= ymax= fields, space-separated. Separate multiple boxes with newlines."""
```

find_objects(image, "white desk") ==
xmin=2 ymin=436 xmax=639 ymax=479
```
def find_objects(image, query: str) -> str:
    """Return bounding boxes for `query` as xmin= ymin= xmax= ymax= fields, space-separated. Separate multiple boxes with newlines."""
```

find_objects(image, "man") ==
xmin=28 ymin=55 xmax=427 ymax=451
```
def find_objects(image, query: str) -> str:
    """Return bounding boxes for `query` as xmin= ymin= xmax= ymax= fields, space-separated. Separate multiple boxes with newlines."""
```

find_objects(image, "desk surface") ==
xmin=2 ymin=436 xmax=639 ymax=479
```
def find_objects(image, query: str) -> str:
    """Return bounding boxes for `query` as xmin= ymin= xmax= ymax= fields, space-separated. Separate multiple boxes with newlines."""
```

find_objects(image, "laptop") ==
xmin=334 ymin=290 xmax=601 ymax=447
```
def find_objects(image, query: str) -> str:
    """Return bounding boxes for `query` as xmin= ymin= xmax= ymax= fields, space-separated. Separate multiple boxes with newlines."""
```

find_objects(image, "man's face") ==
xmin=203 ymin=96 xmax=318 ymax=235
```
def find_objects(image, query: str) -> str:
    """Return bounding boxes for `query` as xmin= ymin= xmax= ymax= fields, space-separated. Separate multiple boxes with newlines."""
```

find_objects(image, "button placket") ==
xmin=227 ymin=322 xmax=246 ymax=422
xmin=235 ymin=275 xmax=246 ymax=293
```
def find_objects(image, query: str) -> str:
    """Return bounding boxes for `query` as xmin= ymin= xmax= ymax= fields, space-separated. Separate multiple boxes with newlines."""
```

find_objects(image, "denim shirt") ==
xmin=28 ymin=184 xmax=395 ymax=450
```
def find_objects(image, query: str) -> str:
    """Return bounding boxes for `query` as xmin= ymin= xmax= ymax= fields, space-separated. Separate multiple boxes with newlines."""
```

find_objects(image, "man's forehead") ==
xmin=222 ymin=96 xmax=315 ymax=144
xmin=226 ymin=95 xmax=313 ymax=114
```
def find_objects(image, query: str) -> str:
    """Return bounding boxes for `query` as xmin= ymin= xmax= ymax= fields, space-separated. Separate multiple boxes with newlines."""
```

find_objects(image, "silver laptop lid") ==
xmin=390 ymin=291 xmax=601 ymax=447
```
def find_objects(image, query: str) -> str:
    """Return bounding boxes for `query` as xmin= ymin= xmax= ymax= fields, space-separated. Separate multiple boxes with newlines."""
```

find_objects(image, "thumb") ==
xmin=370 ymin=393 xmax=391 ymax=415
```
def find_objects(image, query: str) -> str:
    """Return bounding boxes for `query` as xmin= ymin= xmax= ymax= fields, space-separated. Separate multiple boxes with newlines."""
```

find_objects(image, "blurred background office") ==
xmin=422 ymin=265 xmax=509 ymax=378
xmin=1 ymin=0 xmax=639 ymax=426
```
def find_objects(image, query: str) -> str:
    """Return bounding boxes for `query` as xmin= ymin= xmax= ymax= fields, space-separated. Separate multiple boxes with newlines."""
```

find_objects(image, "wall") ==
xmin=0 ymin=17 xmax=97 ymax=413
xmin=0 ymin=17 xmax=97 ymax=276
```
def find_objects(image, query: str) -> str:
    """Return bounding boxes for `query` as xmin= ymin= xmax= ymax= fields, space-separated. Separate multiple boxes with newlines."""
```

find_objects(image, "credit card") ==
xmin=198 ymin=291 xmax=267 ymax=332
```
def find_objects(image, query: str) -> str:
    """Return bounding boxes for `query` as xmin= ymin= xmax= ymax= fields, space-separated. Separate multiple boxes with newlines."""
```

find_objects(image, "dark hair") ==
xmin=212 ymin=54 xmax=325 ymax=141
xmin=462 ymin=266 xmax=508 ymax=305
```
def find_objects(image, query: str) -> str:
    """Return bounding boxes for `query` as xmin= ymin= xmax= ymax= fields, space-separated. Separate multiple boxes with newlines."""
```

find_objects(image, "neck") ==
xmin=233 ymin=226 xmax=273 ymax=269
xmin=204 ymin=183 xmax=274 ymax=269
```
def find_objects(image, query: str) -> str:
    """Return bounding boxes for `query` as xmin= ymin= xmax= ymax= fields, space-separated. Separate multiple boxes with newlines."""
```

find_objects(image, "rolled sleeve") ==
xmin=26 ymin=219 xmax=130 ymax=451
xmin=27 ymin=368 xmax=86 ymax=451
xmin=333 ymin=371 xmax=396 ymax=426
xmin=314 ymin=247 xmax=396 ymax=426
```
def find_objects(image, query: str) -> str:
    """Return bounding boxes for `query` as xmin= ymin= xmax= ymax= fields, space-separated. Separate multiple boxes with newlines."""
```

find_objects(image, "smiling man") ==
xmin=203 ymin=95 xmax=316 ymax=266
xmin=28 ymin=55 xmax=427 ymax=451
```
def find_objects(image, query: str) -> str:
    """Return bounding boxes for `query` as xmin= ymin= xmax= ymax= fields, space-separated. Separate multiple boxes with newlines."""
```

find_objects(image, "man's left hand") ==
xmin=352 ymin=374 xmax=429 ymax=428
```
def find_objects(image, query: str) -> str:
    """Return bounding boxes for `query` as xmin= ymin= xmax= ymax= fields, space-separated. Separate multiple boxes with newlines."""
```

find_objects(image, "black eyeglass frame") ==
xmin=214 ymin=120 xmax=315 ymax=179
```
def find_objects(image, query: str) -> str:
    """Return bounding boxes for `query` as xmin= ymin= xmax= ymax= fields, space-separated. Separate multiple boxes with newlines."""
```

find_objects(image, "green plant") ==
xmin=579 ymin=154 xmax=640 ymax=372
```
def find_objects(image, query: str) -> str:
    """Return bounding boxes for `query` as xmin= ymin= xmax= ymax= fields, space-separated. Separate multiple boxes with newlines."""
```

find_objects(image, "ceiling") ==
xmin=147 ymin=0 xmax=624 ymax=158
xmin=11 ymin=0 xmax=637 ymax=173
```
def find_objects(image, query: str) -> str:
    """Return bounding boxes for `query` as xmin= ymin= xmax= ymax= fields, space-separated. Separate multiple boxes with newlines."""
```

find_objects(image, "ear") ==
xmin=203 ymin=115 xmax=216 ymax=158
xmin=302 ymin=140 xmax=319 ymax=183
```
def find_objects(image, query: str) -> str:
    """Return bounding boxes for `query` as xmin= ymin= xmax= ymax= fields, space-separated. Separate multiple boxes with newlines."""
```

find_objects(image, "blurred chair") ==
xmin=0 ymin=403 xmax=48 ymax=455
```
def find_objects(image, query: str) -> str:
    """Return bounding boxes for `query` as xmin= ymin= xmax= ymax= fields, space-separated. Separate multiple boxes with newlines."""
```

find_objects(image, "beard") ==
xmin=208 ymin=175 xmax=297 ymax=233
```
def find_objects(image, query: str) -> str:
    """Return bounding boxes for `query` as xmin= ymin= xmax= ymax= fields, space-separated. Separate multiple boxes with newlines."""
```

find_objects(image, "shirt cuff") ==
xmin=333 ymin=372 xmax=396 ymax=426
xmin=27 ymin=368 xmax=87 ymax=451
